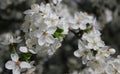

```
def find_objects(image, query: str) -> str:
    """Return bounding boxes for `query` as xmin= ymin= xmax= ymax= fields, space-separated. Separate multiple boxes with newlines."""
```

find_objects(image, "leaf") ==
xmin=20 ymin=53 xmax=32 ymax=62
xmin=53 ymin=27 xmax=65 ymax=38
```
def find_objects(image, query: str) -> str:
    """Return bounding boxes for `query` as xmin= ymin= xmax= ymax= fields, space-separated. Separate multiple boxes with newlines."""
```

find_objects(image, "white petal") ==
xmin=74 ymin=50 xmax=81 ymax=57
xmin=19 ymin=46 xmax=28 ymax=53
xmin=24 ymin=10 xmax=34 ymax=15
xmin=79 ymin=23 xmax=86 ymax=30
xmin=11 ymin=54 xmax=19 ymax=62
xmin=12 ymin=66 xmax=20 ymax=74
xmin=5 ymin=61 xmax=15 ymax=70
xmin=70 ymin=24 xmax=79 ymax=29
xmin=31 ymin=4 xmax=40 ymax=13
xmin=47 ymin=27 xmax=56 ymax=34
xmin=87 ymin=43 xmax=93 ymax=49
xmin=82 ymin=56 xmax=87 ymax=64
xmin=53 ymin=0 xmax=62 ymax=4
xmin=38 ymin=36 xmax=45 ymax=46
xmin=20 ymin=62 xmax=31 ymax=68
xmin=34 ymin=30 xmax=43 ymax=38
xmin=78 ymin=40 xmax=86 ymax=50
xmin=46 ymin=35 xmax=55 ymax=44
xmin=29 ymin=49 xmax=36 ymax=54
xmin=97 ymin=41 xmax=105 ymax=47
xmin=53 ymin=0 xmax=57 ymax=4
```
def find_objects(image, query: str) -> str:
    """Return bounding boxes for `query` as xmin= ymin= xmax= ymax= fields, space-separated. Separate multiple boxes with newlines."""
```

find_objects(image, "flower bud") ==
xmin=108 ymin=48 xmax=116 ymax=54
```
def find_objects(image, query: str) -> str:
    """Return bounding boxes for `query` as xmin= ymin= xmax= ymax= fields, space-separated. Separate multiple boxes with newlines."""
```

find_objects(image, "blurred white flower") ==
xmin=24 ymin=4 xmax=40 ymax=15
xmin=70 ymin=12 xmax=93 ymax=30
xmin=0 ymin=33 xmax=21 ymax=45
xmin=19 ymin=46 xmax=36 ymax=54
xmin=47 ymin=38 xmax=62 ymax=56
xmin=108 ymin=48 xmax=116 ymax=55
xmin=5 ymin=53 xmax=31 ymax=74
xmin=105 ymin=8 xmax=113 ymax=23
xmin=74 ymin=40 xmax=93 ymax=64
xmin=44 ymin=13 xmax=59 ymax=27
xmin=39 ymin=3 xmax=52 ymax=18
xmin=82 ymin=29 xmax=105 ymax=50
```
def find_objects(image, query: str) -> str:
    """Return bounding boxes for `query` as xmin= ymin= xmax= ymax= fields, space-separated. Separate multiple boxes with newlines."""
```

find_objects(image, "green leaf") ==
xmin=56 ymin=27 xmax=64 ymax=33
xmin=21 ymin=53 xmax=32 ymax=62
xmin=53 ymin=27 xmax=65 ymax=38
xmin=84 ymin=26 xmax=93 ymax=33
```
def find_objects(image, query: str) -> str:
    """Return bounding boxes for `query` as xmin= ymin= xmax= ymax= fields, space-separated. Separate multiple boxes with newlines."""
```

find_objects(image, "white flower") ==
xmin=70 ymin=12 xmax=93 ymax=30
xmin=0 ymin=33 xmax=21 ymax=45
xmin=47 ymin=38 xmax=62 ymax=56
xmin=105 ymin=64 xmax=116 ymax=74
xmin=44 ymin=13 xmax=59 ymax=27
xmin=24 ymin=4 xmax=40 ymax=15
xmin=39 ymin=3 xmax=52 ymax=18
xmin=5 ymin=53 xmax=31 ymax=74
xmin=105 ymin=59 xmax=120 ymax=74
xmin=105 ymin=8 xmax=113 ymax=23
xmin=34 ymin=27 xmax=56 ymax=46
xmin=19 ymin=46 xmax=36 ymax=54
xmin=25 ymin=38 xmax=37 ymax=49
xmin=109 ymin=58 xmax=120 ymax=73
xmin=74 ymin=40 xmax=93 ymax=64
xmin=82 ymin=29 xmax=101 ymax=42
xmin=82 ymin=29 xmax=105 ymax=50
xmin=87 ymin=59 xmax=106 ymax=72
xmin=86 ymin=38 xmax=104 ymax=50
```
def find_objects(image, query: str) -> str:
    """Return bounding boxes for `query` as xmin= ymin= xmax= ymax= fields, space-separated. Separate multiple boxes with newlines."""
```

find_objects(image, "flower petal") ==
xmin=46 ymin=35 xmax=55 ymax=44
xmin=24 ymin=10 xmax=34 ymax=15
xmin=79 ymin=23 xmax=87 ymax=30
xmin=19 ymin=46 xmax=28 ymax=53
xmin=34 ymin=30 xmax=42 ymax=38
xmin=38 ymin=36 xmax=45 ymax=46
xmin=78 ymin=40 xmax=86 ymax=50
xmin=47 ymin=27 xmax=56 ymax=34
xmin=12 ymin=66 xmax=20 ymax=74
xmin=29 ymin=49 xmax=36 ymax=54
xmin=74 ymin=50 xmax=81 ymax=57
xmin=11 ymin=53 xmax=19 ymax=62
xmin=5 ymin=61 xmax=15 ymax=70
xmin=70 ymin=24 xmax=79 ymax=29
xmin=20 ymin=62 xmax=31 ymax=68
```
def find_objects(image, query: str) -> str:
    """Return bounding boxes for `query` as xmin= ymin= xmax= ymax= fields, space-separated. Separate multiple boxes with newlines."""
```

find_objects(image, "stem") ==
xmin=11 ymin=43 xmax=17 ymax=53
xmin=69 ymin=29 xmax=84 ymax=39
xmin=43 ymin=0 xmax=49 ymax=3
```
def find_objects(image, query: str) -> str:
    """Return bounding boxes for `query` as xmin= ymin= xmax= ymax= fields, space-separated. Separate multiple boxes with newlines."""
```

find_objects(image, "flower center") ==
xmin=76 ymin=19 xmax=81 ymax=24
xmin=51 ymin=19 xmax=56 ymax=22
xmin=16 ymin=61 xmax=21 ymax=66
xmin=93 ymin=41 xmax=97 ymax=46
xmin=42 ymin=31 xmax=47 ymax=36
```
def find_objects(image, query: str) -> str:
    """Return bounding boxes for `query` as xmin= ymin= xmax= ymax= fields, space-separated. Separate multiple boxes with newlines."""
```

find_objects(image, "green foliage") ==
xmin=84 ymin=25 xmax=93 ymax=33
xmin=53 ymin=27 xmax=65 ymax=38
xmin=21 ymin=53 xmax=32 ymax=62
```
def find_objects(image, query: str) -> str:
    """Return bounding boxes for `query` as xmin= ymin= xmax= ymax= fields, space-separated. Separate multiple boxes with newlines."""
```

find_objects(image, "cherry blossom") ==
xmin=5 ymin=53 xmax=31 ymax=74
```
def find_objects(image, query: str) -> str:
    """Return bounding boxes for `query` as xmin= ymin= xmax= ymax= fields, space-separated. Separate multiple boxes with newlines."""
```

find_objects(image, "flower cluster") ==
xmin=72 ymin=12 xmax=119 ymax=74
xmin=21 ymin=1 xmax=70 ymax=56
xmin=0 ymin=32 xmax=21 ymax=45
xmin=2 ymin=0 xmax=120 ymax=74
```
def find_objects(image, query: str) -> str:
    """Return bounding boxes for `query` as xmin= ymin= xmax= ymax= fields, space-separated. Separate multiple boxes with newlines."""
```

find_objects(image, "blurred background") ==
xmin=0 ymin=0 xmax=120 ymax=74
